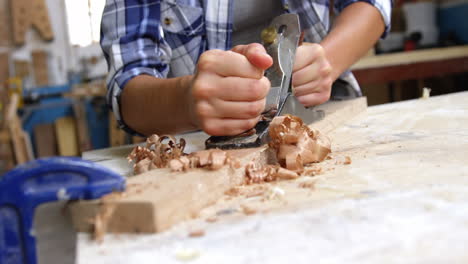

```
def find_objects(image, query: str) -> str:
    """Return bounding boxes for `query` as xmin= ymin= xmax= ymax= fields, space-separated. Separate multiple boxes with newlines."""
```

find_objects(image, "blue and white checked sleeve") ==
xmin=334 ymin=0 xmax=393 ymax=37
xmin=101 ymin=0 xmax=172 ymax=134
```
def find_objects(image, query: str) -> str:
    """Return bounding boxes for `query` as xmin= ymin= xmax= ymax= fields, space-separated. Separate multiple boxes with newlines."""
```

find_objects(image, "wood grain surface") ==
xmin=70 ymin=97 xmax=367 ymax=234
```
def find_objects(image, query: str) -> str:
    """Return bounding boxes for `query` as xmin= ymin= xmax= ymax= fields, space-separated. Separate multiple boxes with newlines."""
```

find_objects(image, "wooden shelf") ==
xmin=352 ymin=45 xmax=468 ymax=85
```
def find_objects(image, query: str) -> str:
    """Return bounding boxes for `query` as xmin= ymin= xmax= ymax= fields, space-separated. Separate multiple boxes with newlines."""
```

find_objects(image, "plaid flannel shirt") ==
xmin=101 ymin=0 xmax=392 ymax=134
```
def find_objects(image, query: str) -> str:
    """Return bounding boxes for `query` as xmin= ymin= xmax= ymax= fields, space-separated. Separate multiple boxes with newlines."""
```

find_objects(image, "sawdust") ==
xmin=240 ymin=204 xmax=257 ymax=215
xmin=334 ymin=156 xmax=352 ymax=165
xmin=128 ymin=135 xmax=239 ymax=174
xmin=205 ymin=216 xmax=218 ymax=223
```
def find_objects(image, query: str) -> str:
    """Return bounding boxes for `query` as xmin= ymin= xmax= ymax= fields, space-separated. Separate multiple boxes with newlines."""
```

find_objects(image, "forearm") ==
xmin=320 ymin=2 xmax=385 ymax=80
xmin=121 ymin=74 xmax=197 ymax=136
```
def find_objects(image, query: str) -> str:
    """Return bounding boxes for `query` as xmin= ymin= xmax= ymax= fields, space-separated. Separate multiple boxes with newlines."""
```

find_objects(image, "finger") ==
xmin=199 ymin=98 xmax=265 ymax=119
xmin=232 ymin=43 xmax=273 ymax=70
xmin=214 ymin=76 xmax=270 ymax=101
xmin=202 ymin=117 xmax=261 ymax=136
xmin=293 ymin=43 xmax=324 ymax=72
xmin=198 ymin=49 xmax=263 ymax=79
xmin=293 ymin=79 xmax=321 ymax=97
xmin=292 ymin=63 xmax=322 ymax=87
xmin=296 ymin=91 xmax=331 ymax=107
xmin=294 ymin=76 xmax=332 ymax=97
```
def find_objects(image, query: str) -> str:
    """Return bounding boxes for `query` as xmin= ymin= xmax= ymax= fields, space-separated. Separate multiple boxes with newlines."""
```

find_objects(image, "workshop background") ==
xmin=0 ymin=0 xmax=467 ymax=175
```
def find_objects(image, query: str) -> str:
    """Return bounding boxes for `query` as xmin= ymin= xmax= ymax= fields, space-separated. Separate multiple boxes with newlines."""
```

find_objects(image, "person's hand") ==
xmin=190 ymin=43 xmax=273 ymax=136
xmin=292 ymin=43 xmax=333 ymax=106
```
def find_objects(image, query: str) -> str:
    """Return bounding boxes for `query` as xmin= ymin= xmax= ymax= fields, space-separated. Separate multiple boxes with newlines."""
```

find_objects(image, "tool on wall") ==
xmin=0 ymin=157 xmax=125 ymax=264
xmin=205 ymin=14 xmax=325 ymax=149
xmin=11 ymin=0 xmax=54 ymax=46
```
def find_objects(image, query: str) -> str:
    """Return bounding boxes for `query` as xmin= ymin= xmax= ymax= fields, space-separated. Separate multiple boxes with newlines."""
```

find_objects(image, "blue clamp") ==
xmin=0 ymin=157 xmax=125 ymax=264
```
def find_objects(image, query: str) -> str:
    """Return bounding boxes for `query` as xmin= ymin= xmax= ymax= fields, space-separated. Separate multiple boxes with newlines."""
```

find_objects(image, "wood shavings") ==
xmin=335 ymin=156 xmax=352 ymax=165
xmin=188 ymin=229 xmax=205 ymax=237
xmin=225 ymin=185 xmax=267 ymax=198
xmin=128 ymin=134 xmax=237 ymax=174
xmin=269 ymin=115 xmax=331 ymax=172
xmin=302 ymin=166 xmax=323 ymax=176
xmin=169 ymin=149 xmax=237 ymax=172
xmin=344 ymin=156 xmax=352 ymax=165
xmin=245 ymin=162 xmax=275 ymax=184
xmin=241 ymin=204 xmax=257 ymax=215
xmin=206 ymin=216 xmax=218 ymax=223
xmin=127 ymin=135 xmax=186 ymax=174
xmin=298 ymin=180 xmax=316 ymax=189
xmin=245 ymin=162 xmax=299 ymax=184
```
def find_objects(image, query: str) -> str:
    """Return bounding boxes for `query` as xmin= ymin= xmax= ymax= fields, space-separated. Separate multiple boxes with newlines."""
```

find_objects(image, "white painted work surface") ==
xmin=77 ymin=92 xmax=468 ymax=264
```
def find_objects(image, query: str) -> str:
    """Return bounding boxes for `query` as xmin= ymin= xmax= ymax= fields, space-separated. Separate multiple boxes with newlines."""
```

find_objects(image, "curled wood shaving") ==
xmin=245 ymin=162 xmax=299 ymax=185
xmin=128 ymin=134 xmax=237 ymax=175
xmin=169 ymin=149 xmax=237 ymax=172
xmin=269 ymin=115 xmax=331 ymax=172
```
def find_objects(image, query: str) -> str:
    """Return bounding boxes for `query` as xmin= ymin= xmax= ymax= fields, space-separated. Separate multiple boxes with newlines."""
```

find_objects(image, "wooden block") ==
xmin=0 ymin=0 xmax=12 ymax=46
xmin=70 ymin=97 xmax=368 ymax=234
xmin=70 ymin=147 xmax=272 ymax=233
xmin=0 ymin=52 xmax=9 ymax=84
xmin=22 ymin=130 xmax=34 ymax=161
xmin=55 ymin=117 xmax=79 ymax=156
xmin=34 ymin=123 xmax=57 ymax=157
xmin=9 ymin=118 xmax=29 ymax=165
xmin=2 ymin=94 xmax=31 ymax=165
xmin=31 ymin=50 xmax=49 ymax=86
xmin=72 ymin=101 xmax=92 ymax=153
xmin=0 ymin=129 xmax=14 ymax=171
xmin=13 ymin=60 xmax=29 ymax=79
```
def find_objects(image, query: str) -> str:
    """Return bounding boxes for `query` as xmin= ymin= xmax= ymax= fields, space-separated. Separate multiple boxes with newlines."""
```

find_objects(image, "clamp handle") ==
xmin=0 ymin=157 xmax=125 ymax=264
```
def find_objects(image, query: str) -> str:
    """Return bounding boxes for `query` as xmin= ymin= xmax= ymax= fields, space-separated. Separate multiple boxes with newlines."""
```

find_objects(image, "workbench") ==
xmin=75 ymin=92 xmax=468 ymax=263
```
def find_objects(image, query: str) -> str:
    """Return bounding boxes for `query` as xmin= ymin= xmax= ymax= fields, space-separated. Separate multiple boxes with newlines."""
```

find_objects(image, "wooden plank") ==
xmin=0 ymin=0 xmax=12 ymax=46
xmin=4 ymin=94 xmax=29 ymax=164
xmin=351 ymin=45 xmax=468 ymax=70
xmin=22 ymin=130 xmax=34 ymax=161
xmin=0 ymin=129 xmax=14 ymax=171
xmin=0 ymin=52 xmax=9 ymax=84
xmin=31 ymin=50 xmax=49 ymax=86
xmin=11 ymin=0 xmax=29 ymax=46
xmin=109 ymin=112 xmax=127 ymax=147
xmin=13 ymin=60 xmax=29 ymax=79
xmin=353 ymin=57 xmax=468 ymax=85
xmin=69 ymin=97 xmax=368 ymax=234
xmin=34 ymin=123 xmax=57 ymax=158
xmin=55 ymin=117 xmax=79 ymax=156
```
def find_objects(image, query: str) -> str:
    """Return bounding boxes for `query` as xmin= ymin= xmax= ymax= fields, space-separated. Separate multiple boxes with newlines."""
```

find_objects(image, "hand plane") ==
xmin=205 ymin=14 xmax=325 ymax=149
